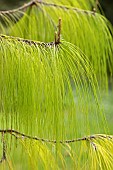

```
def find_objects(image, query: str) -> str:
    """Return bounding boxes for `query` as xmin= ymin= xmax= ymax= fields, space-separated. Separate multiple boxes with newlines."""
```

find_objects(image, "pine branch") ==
xmin=0 ymin=34 xmax=55 ymax=47
xmin=0 ymin=34 xmax=61 ymax=48
xmin=0 ymin=129 xmax=112 ymax=144
xmin=0 ymin=0 xmax=97 ymax=15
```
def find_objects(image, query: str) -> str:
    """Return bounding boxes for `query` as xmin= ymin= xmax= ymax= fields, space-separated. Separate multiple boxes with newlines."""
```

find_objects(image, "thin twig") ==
xmin=0 ymin=129 xmax=112 ymax=144
xmin=0 ymin=0 xmax=36 ymax=14
xmin=0 ymin=132 xmax=6 ymax=163
xmin=0 ymin=0 xmax=97 ymax=16
xmin=0 ymin=34 xmax=55 ymax=48
xmin=57 ymin=18 xmax=62 ymax=44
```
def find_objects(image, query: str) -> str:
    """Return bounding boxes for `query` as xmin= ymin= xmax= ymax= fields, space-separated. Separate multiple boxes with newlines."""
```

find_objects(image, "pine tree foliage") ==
xmin=1 ymin=34 xmax=104 ymax=137
xmin=0 ymin=0 xmax=113 ymax=88
xmin=0 ymin=0 xmax=113 ymax=169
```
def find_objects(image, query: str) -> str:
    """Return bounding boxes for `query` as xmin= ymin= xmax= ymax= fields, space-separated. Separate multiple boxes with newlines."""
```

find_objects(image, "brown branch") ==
xmin=0 ymin=129 xmax=112 ymax=144
xmin=0 ymin=34 xmax=56 ymax=48
xmin=0 ymin=0 xmax=97 ymax=16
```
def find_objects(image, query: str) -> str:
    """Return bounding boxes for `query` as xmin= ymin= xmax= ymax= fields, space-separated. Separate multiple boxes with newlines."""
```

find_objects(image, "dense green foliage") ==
xmin=0 ymin=0 xmax=113 ymax=169
xmin=1 ymin=1 xmax=113 ymax=89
